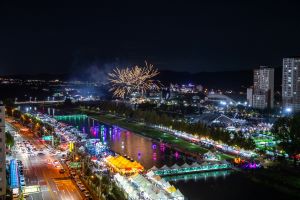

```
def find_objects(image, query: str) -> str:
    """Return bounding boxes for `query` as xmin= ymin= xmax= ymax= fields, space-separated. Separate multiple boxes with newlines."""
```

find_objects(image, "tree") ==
xmin=5 ymin=131 xmax=15 ymax=149
xmin=272 ymin=115 xmax=300 ymax=167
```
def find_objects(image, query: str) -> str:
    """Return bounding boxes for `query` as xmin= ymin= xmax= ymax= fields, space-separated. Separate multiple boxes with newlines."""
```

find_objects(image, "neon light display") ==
xmin=54 ymin=115 xmax=88 ymax=120
xmin=153 ymin=162 xmax=232 ymax=176
xmin=10 ymin=159 xmax=19 ymax=188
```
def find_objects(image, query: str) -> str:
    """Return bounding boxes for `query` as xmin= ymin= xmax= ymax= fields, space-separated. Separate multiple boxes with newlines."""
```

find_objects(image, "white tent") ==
xmin=190 ymin=162 xmax=201 ymax=168
xmin=146 ymin=170 xmax=155 ymax=177
xmin=150 ymin=166 xmax=158 ymax=171
xmin=180 ymin=163 xmax=190 ymax=168
xmin=160 ymin=165 xmax=170 ymax=170
xmin=170 ymin=164 xmax=180 ymax=169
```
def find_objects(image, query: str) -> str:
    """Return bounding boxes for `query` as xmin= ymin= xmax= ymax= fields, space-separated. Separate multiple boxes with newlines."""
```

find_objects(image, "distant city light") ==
xmin=285 ymin=107 xmax=292 ymax=113
xmin=220 ymin=101 xmax=227 ymax=105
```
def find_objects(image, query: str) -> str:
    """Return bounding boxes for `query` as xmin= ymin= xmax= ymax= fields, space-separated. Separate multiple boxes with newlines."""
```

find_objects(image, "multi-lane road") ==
xmin=8 ymin=120 xmax=84 ymax=200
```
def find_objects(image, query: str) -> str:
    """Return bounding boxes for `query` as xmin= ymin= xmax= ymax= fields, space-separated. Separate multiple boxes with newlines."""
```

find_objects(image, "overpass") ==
xmin=14 ymin=100 xmax=65 ymax=105
xmin=14 ymin=99 xmax=97 ymax=105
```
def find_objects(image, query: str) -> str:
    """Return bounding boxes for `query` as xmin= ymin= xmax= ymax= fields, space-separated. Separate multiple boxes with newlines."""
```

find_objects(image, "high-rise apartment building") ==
xmin=252 ymin=66 xmax=274 ymax=109
xmin=0 ymin=101 xmax=6 ymax=199
xmin=246 ymin=88 xmax=253 ymax=106
xmin=282 ymin=58 xmax=300 ymax=112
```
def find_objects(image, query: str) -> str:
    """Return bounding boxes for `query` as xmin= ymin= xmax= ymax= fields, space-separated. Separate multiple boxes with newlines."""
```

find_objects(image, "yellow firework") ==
xmin=108 ymin=61 xmax=161 ymax=98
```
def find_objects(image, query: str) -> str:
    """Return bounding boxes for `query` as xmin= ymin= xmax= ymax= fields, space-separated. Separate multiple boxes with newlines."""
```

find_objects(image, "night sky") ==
xmin=1 ymin=1 xmax=300 ymax=75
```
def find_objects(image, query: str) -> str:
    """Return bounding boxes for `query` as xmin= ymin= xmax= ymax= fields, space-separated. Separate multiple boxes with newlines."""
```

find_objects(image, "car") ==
xmin=84 ymin=193 xmax=90 ymax=197
xmin=77 ymin=183 xmax=84 ymax=187
xmin=53 ymin=160 xmax=59 ymax=165
xmin=20 ymin=179 xmax=25 ymax=186
xmin=70 ymin=171 xmax=76 ymax=175
xmin=59 ymin=169 xmax=65 ymax=174
xmin=79 ymin=186 xmax=86 ymax=192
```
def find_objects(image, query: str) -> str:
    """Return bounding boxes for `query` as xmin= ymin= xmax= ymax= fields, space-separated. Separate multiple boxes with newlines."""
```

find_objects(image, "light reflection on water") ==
xmin=57 ymin=117 xmax=196 ymax=169
xmin=164 ymin=170 xmax=232 ymax=182
xmin=34 ymin=111 xmax=294 ymax=200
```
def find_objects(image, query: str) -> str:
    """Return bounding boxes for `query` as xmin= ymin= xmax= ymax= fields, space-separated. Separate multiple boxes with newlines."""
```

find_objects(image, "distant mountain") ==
xmin=157 ymin=68 xmax=282 ymax=91
xmin=1 ymin=73 xmax=69 ymax=81
xmin=1 ymin=68 xmax=282 ymax=91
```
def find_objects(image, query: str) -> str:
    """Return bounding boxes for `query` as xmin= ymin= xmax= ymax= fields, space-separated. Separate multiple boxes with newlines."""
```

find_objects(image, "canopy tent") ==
xmin=170 ymin=164 xmax=180 ymax=170
xmin=105 ymin=155 xmax=144 ymax=175
xmin=190 ymin=162 xmax=201 ymax=168
xmin=150 ymin=166 xmax=158 ymax=171
xmin=146 ymin=170 xmax=155 ymax=177
xmin=180 ymin=163 xmax=190 ymax=168
xmin=160 ymin=165 xmax=170 ymax=170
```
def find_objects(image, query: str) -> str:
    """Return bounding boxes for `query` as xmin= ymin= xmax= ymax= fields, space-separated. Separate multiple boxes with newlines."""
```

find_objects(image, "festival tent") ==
xmin=150 ymin=166 xmax=158 ymax=171
xmin=160 ymin=165 xmax=170 ymax=170
xmin=170 ymin=164 xmax=180 ymax=170
xmin=146 ymin=170 xmax=155 ymax=177
xmin=190 ymin=162 xmax=201 ymax=168
xmin=105 ymin=155 xmax=144 ymax=174
xmin=166 ymin=185 xmax=177 ymax=193
xmin=180 ymin=163 xmax=190 ymax=168
xmin=161 ymin=179 xmax=171 ymax=188
xmin=157 ymin=191 xmax=169 ymax=200
xmin=172 ymin=189 xmax=185 ymax=200
xmin=131 ymin=174 xmax=151 ymax=189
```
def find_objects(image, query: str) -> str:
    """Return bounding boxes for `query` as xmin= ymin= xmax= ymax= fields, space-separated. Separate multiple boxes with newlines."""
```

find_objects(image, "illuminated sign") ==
xmin=42 ymin=136 xmax=53 ymax=141
xmin=69 ymin=162 xmax=81 ymax=169
xmin=69 ymin=142 xmax=74 ymax=152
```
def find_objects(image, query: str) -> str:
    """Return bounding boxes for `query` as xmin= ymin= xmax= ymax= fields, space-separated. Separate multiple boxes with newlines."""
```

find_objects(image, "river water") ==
xmin=55 ymin=116 xmax=293 ymax=200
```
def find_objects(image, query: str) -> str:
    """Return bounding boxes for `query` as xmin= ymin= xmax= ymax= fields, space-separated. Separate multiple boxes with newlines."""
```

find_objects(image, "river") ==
xmin=56 ymin=115 xmax=293 ymax=200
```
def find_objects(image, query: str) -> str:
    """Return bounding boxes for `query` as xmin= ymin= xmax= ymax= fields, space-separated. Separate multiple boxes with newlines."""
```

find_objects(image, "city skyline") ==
xmin=1 ymin=1 xmax=300 ymax=75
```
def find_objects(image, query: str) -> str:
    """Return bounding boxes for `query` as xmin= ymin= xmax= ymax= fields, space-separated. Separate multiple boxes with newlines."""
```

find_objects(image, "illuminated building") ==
xmin=282 ymin=58 xmax=300 ymax=112
xmin=0 ymin=101 xmax=6 ymax=199
xmin=252 ymin=66 xmax=274 ymax=109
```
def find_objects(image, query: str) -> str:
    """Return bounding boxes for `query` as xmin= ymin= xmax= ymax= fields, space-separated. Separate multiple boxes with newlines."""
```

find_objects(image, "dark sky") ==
xmin=0 ymin=1 xmax=300 ymax=75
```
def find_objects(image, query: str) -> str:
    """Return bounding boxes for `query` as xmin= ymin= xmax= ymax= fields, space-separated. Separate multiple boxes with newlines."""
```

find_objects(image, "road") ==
xmin=8 ymin=120 xmax=84 ymax=200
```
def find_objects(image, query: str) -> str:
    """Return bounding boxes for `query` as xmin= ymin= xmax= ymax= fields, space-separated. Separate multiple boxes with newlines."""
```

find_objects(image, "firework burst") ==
xmin=108 ymin=61 xmax=161 ymax=98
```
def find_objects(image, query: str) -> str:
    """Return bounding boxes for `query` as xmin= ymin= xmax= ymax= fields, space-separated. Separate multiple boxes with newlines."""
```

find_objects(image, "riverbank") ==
xmin=76 ymin=108 xmax=236 ymax=160
xmin=75 ymin=109 xmax=300 ymax=199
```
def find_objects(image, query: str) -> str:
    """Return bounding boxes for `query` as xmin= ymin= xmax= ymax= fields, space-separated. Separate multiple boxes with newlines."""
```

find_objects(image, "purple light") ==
xmin=153 ymin=152 xmax=157 ymax=161
xmin=152 ymin=144 xmax=157 ymax=150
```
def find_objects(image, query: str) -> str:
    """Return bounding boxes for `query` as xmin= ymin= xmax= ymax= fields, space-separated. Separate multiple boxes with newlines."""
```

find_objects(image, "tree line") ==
xmin=81 ymin=101 xmax=256 ymax=150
